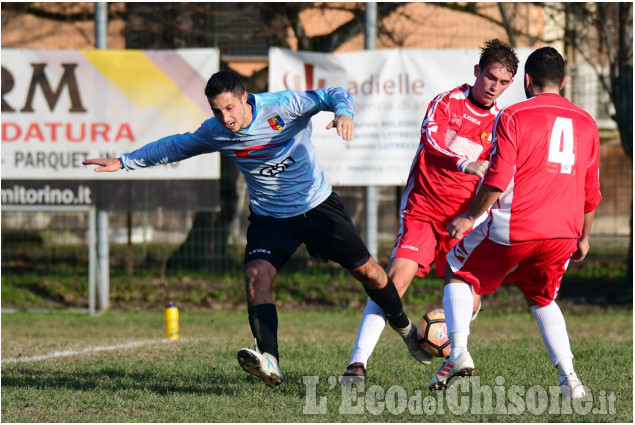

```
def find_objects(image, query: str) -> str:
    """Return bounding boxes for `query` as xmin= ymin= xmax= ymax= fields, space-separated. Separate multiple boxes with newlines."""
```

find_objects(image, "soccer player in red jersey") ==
xmin=429 ymin=47 xmax=602 ymax=400
xmin=342 ymin=40 xmax=519 ymax=383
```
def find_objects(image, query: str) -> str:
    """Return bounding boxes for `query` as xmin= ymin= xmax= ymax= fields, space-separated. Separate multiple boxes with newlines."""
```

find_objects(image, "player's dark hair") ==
xmin=524 ymin=47 xmax=565 ymax=89
xmin=205 ymin=70 xmax=245 ymax=98
xmin=479 ymin=39 xmax=519 ymax=77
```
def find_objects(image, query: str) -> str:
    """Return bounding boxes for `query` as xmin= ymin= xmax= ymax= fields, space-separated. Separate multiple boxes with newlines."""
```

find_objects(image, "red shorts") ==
xmin=392 ymin=215 xmax=459 ymax=278
xmin=446 ymin=230 xmax=577 ymax=307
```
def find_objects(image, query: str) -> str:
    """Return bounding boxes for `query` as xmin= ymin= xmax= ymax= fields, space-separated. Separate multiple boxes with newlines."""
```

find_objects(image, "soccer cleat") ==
xmin=237 ymin=347 xmax=283 ymax=388
xmin=391 ymin=321 xmax=433 ymax=365
xmin=428 ymin=350 xmax=474 ymax=391
xmin=340 ymin=362 xmax=367 ymax=385
xmin=560 ymin=376 xmax=586 ymax=399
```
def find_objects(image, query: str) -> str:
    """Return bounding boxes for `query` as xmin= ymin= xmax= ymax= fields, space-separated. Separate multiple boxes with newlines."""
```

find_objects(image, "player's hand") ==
xmin=447 ymin=214 xmax=474 ymax=239
xmin=571 ymin=237 xmax=590 ymax=262
xmin=464 ymin=160 xmax=489 ymax=178
xmin=326 ymin=114 xmax=354 ymax=141
xmin=83 ymin=158 xmax=122 ymax=172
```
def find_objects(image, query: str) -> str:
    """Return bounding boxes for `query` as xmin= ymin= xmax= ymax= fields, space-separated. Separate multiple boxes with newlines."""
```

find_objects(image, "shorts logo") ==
xmin=453 ymin=240 xmax=468 ymax=263
xmin=400 ymin=244 xmax=419 ymax=252
xmin=268 ymin=116 xmax=285 ymax=130
xmin=248 ymin=248 xmax=271 ymax=255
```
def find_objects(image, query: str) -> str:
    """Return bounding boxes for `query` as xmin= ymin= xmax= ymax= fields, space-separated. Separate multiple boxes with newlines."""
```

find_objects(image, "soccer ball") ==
xmin=416 ymin=309 xmax=451 ymax=358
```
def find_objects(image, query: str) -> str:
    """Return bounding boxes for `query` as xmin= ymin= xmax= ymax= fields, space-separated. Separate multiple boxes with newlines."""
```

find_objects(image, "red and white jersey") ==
xmin=482 ymin=93 xmax=602 ymax=244
xmin=402 ymin=84 xmax=500 ymax=224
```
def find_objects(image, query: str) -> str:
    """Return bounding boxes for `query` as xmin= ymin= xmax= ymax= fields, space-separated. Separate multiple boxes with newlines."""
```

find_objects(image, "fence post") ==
xmin=95 ymin=2 xmax=110 ymax=313
xmin=364 ymin=3 xmax=379 ymax=259
xmin=89 ymin=207 xmax=97 ymax=315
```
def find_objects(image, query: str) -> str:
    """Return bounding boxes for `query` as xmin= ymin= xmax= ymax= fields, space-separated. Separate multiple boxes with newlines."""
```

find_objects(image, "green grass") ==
xmin=2 ymin=235 xmax=630 ymax=310
xmin=0 ymin=267 xmax=451 ymax=311
xmin=2 ymin=262 xmax=631 ymax=311
xmin=1 ymin=309 xmax=632 ymax=422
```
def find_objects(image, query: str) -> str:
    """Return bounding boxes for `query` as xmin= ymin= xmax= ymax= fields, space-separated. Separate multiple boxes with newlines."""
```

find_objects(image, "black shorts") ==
xmin=244 ymin=192 xmax=371 ymax=271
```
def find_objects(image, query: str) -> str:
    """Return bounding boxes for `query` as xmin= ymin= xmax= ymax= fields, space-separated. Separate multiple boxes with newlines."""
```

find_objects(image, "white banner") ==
xmin=1 ymin=48 xmax=220 ymax=180
xmin=269 ymin=47 xmax=532 ymax=185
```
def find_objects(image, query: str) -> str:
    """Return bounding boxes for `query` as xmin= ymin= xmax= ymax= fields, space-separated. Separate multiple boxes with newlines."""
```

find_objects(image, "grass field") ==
xmin=1 ymin=307 xmax=632 ymax=422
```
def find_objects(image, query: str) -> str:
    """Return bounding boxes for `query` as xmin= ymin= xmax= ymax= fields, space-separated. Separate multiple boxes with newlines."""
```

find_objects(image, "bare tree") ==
xmin=434 ymin=2 xmax=632 ymax=159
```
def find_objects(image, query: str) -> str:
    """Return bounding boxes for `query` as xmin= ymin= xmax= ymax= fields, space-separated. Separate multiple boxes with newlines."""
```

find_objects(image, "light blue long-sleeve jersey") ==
xmin=121 ymin=88 xmax=354 ymax=218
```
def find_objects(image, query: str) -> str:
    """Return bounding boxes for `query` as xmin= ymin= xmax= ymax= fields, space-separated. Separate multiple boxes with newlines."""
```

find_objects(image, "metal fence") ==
xmin=1 ymin=3 xmax=632 ymax=310
xmin=1 ymin=206 xmax=97 ymax=312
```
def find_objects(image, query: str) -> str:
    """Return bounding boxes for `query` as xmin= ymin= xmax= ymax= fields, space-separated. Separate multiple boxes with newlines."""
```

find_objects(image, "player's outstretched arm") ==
xmin=83 ymin=158 xmax=122 ymax=172
xmin=326 ymin=114 xmax=354 ymax=141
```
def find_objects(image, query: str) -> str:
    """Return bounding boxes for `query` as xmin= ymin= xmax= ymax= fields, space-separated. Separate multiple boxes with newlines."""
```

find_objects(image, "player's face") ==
xmin=208 ymin=91 xmax=252 ymax=132
xmin=472 ymin=63 xmax=514 ymax=107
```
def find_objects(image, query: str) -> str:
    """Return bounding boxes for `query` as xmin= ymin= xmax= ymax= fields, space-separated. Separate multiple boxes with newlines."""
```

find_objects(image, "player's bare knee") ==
xmin=391 ymin=276 xmax=409 ymax=297
xmin=472 ymin=294 xmax=481 ymax=315
xmin=348 ymin=259 xmax=385 ymax=289
xmin=245 ymin=264 xmax=259 ymax=286
xmin=244 ymin=263 xmax=267 ymax=291
xmin=244 ymin=267 xmax=258 ymax=301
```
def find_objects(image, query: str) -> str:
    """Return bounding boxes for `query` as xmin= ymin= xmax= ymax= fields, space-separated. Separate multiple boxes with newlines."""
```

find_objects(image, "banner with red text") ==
xmin=1 ymin=48 xmax=220 ymax=181
xmin=269 ymin=47 xmax=532 ymax=185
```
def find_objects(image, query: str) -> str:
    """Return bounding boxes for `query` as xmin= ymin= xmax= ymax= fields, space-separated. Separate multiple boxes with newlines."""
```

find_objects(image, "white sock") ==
xmin=348 ymin=300 xmax=387 ymax=366
xmin=443 ymin=283 xmax=473 ymax=359
xmin=530 ymin=302 xmax=574 ymax=369
xmin=556 ymin=357 xmax=578 ymax=385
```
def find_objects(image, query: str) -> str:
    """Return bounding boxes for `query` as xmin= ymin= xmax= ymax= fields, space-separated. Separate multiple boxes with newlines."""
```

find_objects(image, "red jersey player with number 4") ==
xmin=342 ymin=40 xmax=519 ymax=383
xmin=430 ymin=47 xmax=602 ymax=399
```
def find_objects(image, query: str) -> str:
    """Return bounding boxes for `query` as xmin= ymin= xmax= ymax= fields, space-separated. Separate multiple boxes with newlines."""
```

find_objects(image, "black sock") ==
xmin=365 ymin=276 xmax=410 ymax=329
xmin=248 ymin=303 xmax=279 ymax=362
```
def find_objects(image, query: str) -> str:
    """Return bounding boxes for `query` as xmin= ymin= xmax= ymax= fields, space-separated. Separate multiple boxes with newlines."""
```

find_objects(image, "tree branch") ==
xmin=497 ymin=3 xmax=517 ymax=47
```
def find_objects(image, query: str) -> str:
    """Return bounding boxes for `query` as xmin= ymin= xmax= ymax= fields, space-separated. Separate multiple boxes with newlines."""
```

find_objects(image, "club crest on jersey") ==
xmin=268 ymin=116 xmax=285 ymax=130
xmin=481 ymin=131 xmax=492 ymax=144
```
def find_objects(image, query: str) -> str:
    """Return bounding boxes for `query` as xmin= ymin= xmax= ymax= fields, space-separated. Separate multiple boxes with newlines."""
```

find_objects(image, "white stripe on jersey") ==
xmin=423 ymin=91 xmax=466 ymax=169
xmin=487 ymin=168 xmax=516 ymax=246
xmin=447 ymin=226 xmax=488 ymax=272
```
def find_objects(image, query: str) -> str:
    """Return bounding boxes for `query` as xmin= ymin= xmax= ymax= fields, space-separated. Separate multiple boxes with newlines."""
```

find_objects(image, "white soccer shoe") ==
xmin=428 ymin=350 xmax=474 ymax=391
xmin=390 ymin=321 xmax=433 ymax=365
xmin=237 ymin=347 xmax=283 ymax=388
xmin=560 ymin=376 xmax=586 ymax=399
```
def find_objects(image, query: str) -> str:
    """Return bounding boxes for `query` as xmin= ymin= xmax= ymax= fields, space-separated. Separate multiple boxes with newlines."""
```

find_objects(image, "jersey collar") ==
xmin=243 ymin=95 xmax=257 ymax=132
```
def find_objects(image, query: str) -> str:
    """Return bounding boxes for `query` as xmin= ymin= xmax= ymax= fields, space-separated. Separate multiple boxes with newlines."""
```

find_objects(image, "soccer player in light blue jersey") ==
xmin=84 ymin=70 xmax=426 ymax=388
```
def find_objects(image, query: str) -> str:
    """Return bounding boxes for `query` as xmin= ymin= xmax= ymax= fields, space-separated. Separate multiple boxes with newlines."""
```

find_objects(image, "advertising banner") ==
xmin=1 ymin=48 xmax=220 ymax=209
xmin=269 ymin=47 xmax=532 ymax=185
